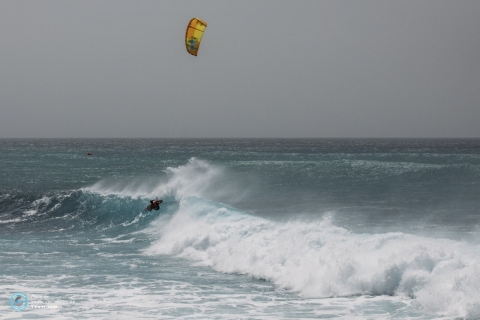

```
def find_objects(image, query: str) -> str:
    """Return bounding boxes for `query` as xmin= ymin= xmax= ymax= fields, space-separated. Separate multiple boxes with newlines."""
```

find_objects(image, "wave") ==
xmin=0 ymin=158 xmax=248 ymax=234
xmin=3 ymin=156 xmax=480 ymax=317
xmin=145 ymin=196 xmax=480 ymax=319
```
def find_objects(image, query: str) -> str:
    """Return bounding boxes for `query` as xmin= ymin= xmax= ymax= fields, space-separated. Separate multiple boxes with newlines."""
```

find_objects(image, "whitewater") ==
xmin=1 ymin=139 xmax=479 ymax=319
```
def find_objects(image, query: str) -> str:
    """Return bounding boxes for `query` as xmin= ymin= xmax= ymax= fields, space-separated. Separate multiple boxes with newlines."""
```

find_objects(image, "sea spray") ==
xmin=86 ymin=157 xmax=250 ymax=204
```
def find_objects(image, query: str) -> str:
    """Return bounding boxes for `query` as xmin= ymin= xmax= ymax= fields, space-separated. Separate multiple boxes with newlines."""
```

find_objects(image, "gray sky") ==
xmin=1 ymin=1 xmax=479 ymax=138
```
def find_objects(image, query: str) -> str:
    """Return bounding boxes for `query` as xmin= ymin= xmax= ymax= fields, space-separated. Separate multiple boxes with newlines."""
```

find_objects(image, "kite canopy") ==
xmin=185 ymin=18 xmax=207 ymax=56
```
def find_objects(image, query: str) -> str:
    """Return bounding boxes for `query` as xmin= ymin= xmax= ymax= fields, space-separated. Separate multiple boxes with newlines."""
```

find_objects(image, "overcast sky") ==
xmin=1 ymin=1 xmax=479 ymax=138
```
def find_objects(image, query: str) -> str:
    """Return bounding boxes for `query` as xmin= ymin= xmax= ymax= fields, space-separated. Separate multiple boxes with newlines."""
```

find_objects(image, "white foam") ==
xmin=0 ymin=218 xmax=23 ymax=224
xmin=145 ymin=198 xmax=480 ymax=318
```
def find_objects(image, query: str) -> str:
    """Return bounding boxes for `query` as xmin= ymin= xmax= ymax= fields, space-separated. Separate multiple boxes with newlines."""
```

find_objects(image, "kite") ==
xmin=185 ymin=18 xmax=207 ymax=56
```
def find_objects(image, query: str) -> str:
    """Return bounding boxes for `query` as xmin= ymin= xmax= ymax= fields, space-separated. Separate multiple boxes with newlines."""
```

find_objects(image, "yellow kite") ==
xmin=185 ymin=18 xmax=207 ymax=56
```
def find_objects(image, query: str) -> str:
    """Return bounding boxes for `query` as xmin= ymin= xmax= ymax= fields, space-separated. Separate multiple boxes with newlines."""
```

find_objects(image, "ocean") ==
xmin=1 ymin=138 xmax=479 ymax=319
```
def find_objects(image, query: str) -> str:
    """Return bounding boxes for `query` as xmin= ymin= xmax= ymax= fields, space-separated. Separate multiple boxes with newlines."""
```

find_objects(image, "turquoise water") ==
xmin=1 ymin=139 xmax=480 ymax=319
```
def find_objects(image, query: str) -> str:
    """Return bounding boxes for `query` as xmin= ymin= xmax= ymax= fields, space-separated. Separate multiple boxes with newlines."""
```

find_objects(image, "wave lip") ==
xmin=146 ymin=198 xmax=480 ymax=318
xmin=84 ymin=158 xmax=227 ymax=200
xmin=83 ymin=158 xmax=250 ymax=212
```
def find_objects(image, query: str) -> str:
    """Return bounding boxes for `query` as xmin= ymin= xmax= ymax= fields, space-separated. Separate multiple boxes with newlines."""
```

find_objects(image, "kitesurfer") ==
xmin=146 ymin=198 xmax=163 ymax=212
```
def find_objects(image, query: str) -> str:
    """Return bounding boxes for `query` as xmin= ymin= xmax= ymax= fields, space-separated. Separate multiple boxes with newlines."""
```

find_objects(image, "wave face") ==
xmin=0 ymin=189 xmax=159 ymax=235
xmin=1 ymin=139 xmax=480 ymax=319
